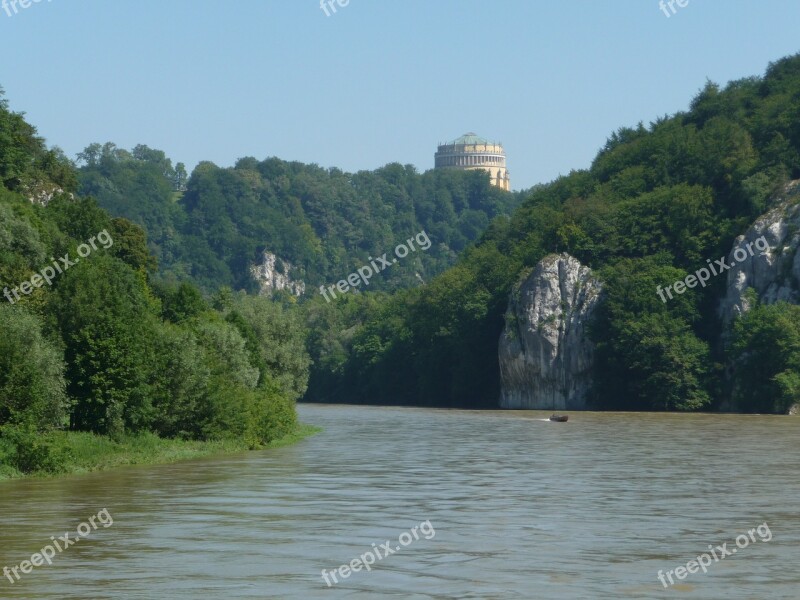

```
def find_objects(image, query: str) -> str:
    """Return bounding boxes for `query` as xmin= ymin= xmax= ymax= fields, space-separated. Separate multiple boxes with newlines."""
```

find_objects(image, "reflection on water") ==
xmin=0 ymin=405 xmax=798 ymax=599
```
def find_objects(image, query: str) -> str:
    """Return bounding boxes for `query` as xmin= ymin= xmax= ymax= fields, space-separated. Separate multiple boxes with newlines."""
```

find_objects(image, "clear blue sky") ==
xmin=2 ymin=0 xmax=799 ymax=190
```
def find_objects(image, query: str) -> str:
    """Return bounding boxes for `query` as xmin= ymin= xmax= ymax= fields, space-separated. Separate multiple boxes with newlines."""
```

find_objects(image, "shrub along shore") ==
xmin=0 ymin=423 xmax=321 ymax=481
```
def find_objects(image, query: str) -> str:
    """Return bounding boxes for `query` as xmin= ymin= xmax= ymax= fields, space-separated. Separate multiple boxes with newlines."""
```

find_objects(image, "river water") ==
xmin=0 ymin=405 xmax=798 ymax=599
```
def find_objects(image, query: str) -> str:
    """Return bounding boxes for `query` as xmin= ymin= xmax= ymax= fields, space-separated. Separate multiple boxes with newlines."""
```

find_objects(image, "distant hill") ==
xmin=77 ymin=148 xmax=521 ymax=294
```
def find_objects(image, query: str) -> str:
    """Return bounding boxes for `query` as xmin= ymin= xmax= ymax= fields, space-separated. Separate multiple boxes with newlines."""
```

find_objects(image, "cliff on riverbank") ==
xmin=499 ymin=254 xmax=602 ymax=410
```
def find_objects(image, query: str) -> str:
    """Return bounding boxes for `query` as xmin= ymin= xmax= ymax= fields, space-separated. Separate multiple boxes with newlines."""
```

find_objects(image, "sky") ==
xmin=1 ymin=0 xmax=799 ymax=191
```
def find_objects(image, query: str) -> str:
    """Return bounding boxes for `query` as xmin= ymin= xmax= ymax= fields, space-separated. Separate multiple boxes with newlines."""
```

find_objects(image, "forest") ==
xmin=77 ymin=144 xmax=521 ymax=293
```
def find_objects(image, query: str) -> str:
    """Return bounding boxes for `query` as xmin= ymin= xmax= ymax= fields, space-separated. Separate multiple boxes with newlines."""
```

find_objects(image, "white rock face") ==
xmin=499 ymin=253 xmax=603 ymax=410
xmin=26 ymin=184 xmax=71 ymax=207
xmin=250 ymin=251 xmax=305 ymax=297
xmin=719 ymin=180 xmax=800 ymax=323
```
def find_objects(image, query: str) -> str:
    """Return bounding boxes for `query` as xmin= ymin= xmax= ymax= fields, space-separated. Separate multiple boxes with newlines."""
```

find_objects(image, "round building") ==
xmin=434 ymin=133 xmax=510 ymax=191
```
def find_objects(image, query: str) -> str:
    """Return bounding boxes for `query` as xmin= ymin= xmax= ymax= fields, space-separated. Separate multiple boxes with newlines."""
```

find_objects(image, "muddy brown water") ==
xmin=1 ymin=404 xmax=798 ymax=599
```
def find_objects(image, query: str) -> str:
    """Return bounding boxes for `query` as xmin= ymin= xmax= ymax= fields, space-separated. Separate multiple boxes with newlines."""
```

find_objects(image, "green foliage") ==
xmin=0 ymin=305 xmax=68 ymax=429
xmin=156 ymin=280 xmax=208 ymax=323
xmin=6 ymin=53 xmax=800 ymax=424
xmin=192 ymin=318 xmax=260 ymax=390
xmin=0 ymin=88 xmax=77 ymax=194
xmin=730 ymin=300 xmax=800 ymax=413
xmin=225 ymin=310 xmax=268 ymax=382
xmin=0 ymin=424 xmax=68 ymax=474
xmin=147 ymin=323 xmax=209 ymax=439
xmin=0 ymin=197 xmax=53 ymax=302
xmin=52 ymin=253 xmax=160 ymax=436
xmin=109 ymin=217 xmax=158 ymax=273
xmin=250 ymin=384 xmax=298 ymax=443
xmin=77 ymin=142 xmax=187 ymax=271
xmin=544 ymin=255 xmax=712 ymax=411
xmin=0 ymin=91 xmax=311 ymax=478
xmin=46 ymin=194 xmax=112 ymax=244
xmin=79 ymin=150 xmax=521 ymax=293
xmin=146 ymin=315 xmax=301 ymax=445
xmin=0 ymin=200 xmax=48 ymax=266
xmin=305 ymin=240 xmax=520 ymax=407
xmin=226 ymin=293 xmax=310 ymax=400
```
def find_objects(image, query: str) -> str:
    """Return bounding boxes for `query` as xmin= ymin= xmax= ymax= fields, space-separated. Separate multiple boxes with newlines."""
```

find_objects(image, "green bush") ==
xmin=730 ymin=300 xmax=800 ymax=412
xmin=0 ymin=425 xmax=68 ymax=474
xmin=0 ymin=304 xmax=68 ymax=429
xmin=251 ymin=383 xmax=298 ymax=444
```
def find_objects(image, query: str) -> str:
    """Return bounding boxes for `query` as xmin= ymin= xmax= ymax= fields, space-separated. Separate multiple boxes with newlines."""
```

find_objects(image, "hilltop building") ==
xmin=434 ymin=133 xmax=510 ymax=191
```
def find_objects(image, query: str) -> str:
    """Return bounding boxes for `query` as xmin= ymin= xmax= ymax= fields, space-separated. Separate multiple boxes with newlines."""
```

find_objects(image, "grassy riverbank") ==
xmin=0 ymin=424 xmax=321 ymax=481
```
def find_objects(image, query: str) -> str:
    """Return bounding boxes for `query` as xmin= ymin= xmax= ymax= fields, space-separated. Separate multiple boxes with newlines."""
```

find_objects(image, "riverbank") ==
xmin=0 ymin=423 xmax=321 ymax=481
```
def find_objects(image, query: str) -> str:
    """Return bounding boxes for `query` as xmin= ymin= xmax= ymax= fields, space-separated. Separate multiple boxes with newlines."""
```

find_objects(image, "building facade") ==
xmin=434 ymin=133 xmax=510 ymax=191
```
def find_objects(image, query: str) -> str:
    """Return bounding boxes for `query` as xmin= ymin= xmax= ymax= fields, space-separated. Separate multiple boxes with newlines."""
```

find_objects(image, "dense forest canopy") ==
xmin=78 ymin=148 xmax=521 ymax=293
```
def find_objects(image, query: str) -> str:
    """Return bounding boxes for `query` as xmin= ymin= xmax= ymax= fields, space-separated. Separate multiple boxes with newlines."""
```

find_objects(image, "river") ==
xmin=1 ymin=405 xmax=798 ymax=599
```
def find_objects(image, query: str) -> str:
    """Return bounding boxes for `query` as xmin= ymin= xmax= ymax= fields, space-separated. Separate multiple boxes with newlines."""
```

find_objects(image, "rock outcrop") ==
xmin=719 ymin=180 xmax=800 ymax=323
xmin=26 ymin=184 xmax=71 ymax=207
xmin=250 ymin=251 xmax=305 ymax=297
xmin=499 ymin=253 xmax=603 ymax=410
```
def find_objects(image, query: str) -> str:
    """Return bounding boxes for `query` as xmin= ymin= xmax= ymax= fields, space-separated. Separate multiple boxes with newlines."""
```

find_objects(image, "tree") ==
xmin=730 ymin=300 xmax=800 ymax=413
xmin=591 ymin=257 xmax=711 ymax=410
xmin=52 ymin=254 xmax=160 ymax=436
xmin=157 ymin=281 xmax=208 ymax=323
xmin=110 ymin=217 xmax=158 ymax=273
xmin=0 ymin=305 xmax=68 ymax=430
xmin=227 ymin=293 xmax=310 ymax=400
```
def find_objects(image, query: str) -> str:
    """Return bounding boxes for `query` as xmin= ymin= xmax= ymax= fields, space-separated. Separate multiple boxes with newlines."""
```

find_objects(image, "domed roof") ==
xmin=449 ymin=132 xmax=492 ymax=145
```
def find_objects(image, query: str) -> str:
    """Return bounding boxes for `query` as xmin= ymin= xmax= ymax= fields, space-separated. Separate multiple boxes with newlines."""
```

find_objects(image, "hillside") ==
xmin=78 ymin=147 xmax=521 ymax=294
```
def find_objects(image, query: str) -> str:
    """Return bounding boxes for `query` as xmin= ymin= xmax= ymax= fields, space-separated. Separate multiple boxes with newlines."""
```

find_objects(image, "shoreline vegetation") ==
xmin=1 ymin=88 xmax=316 ymax=483
xmin=0 ymin=423 xmax=321 ymax=481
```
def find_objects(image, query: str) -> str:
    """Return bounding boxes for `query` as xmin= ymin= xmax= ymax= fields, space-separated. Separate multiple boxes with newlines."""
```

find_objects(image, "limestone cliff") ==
xmin=499 ymin=253 xmax=603 ymax=410
xmin=250 ymin=251 xmax=305 ymax=297
xmin=720 ymin=180 xmax=800 ymax=323
xmin=26 ymin=184 xmax=71 ymax=207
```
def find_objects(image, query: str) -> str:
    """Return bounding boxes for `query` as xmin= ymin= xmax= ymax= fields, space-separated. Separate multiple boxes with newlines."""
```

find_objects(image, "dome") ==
xmin=449 ymin=132 xmax=492 ymax=145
